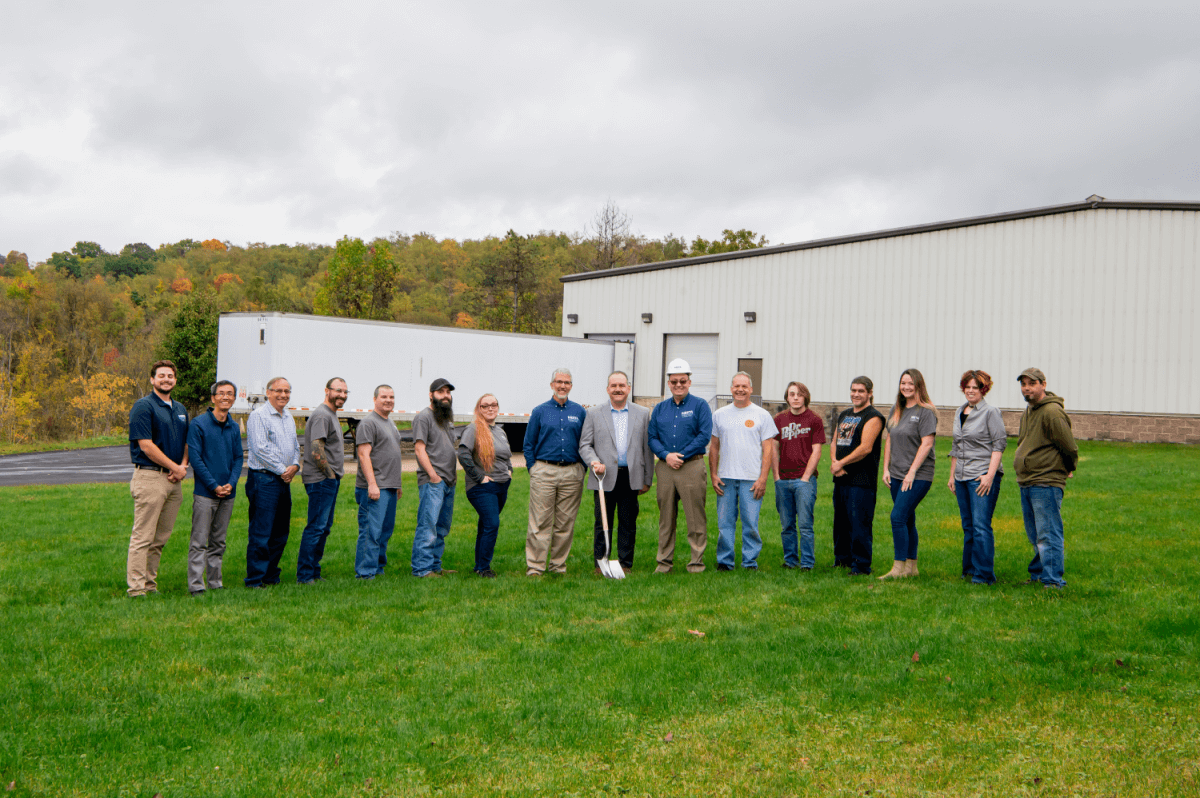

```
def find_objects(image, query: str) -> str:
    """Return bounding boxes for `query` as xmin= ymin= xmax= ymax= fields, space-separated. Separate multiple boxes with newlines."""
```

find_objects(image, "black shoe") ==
xmin=190 ymin=590 xmax=205 ymax=597
xmin=800 ymin=566 xmax=813 ymax=572
xmin=781 ymin=563 xmax=798 ymax=570
xmin=849 ymin=570 xmax=870 ymax=576
xmin=716 ymin=564 xmax=734 ymax=571
xmin=477 ymin=569 xmax=497 ymax=578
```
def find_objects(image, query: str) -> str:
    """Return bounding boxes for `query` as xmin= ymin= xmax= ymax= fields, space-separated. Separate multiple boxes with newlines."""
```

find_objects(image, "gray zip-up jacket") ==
xmin=949 ymin=399 xmax=1007 ymax=481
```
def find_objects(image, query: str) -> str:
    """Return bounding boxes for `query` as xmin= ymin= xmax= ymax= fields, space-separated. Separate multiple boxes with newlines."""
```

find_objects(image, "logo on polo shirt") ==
xmin=568 ymin=415 xmax=580 ymax=423
xmin=178 ymin=414 xmax=187 ymax=422
xmin=681 ymin=410 xmax=693 ymax=417
xmin=744 ymin=419 xmax=755 ymax=428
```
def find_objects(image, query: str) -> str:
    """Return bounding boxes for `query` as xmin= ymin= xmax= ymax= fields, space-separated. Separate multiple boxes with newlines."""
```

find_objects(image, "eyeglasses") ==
xmin=668 ymin=378 xmax=689 ymax=386
xmin=479 ymin=402 xmax=499 ymax=409
xmin=330 ymin=389 xmax=349 ymax=395
xmin=268 ymin=388 xmax=291 ymax=395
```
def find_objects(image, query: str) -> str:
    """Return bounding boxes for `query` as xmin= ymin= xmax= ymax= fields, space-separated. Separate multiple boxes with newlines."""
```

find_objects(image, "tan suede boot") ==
xmin=878 ymin=560 xmax=907 ymax=580
xmin=905 ymin=559 xmax=919 ymax=577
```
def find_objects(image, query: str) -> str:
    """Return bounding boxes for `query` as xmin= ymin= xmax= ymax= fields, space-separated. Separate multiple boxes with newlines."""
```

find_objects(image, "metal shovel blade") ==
xmin=597 ymin=557 xmax=625 ymax=579
xmin=593 ymin=465 xmax=626 ymax=580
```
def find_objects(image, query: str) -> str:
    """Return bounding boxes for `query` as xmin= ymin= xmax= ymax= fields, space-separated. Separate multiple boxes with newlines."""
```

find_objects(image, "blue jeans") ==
xmin=412 ymin=480 xmax=455 ymax=576
xmin=775 ymin=477 xmax=818 ymax=568
xmin=355 ymin=487 xmax=397 ymax=578
xmin=245 ymin=470 xmax=292 ymax=587
xmin=832 ymin=484 xmax=876 ymax=574
xmin=466 ymin=480 xmax=509 ymax=573
xmin=888 ymin=479 xmax=932 ymax=561
xmin=297 ymin=477 xmax=340 ymax=582
xmin=716 ymin=478 xmax=763 ymax=568
xmin=955 ymin=473 xmax=1003 ymax=584
xmin=1021 ymin=485 xmax=1066 ymax=587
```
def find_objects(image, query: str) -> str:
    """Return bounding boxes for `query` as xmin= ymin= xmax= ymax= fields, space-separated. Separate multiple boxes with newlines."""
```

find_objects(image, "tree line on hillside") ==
xmin=0 ymin=207 xmax=766 ymax=442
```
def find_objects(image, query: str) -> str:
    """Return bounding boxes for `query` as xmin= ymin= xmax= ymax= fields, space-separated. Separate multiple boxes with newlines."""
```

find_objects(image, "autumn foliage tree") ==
xmin=314 ymin=236 xmax=397 ymax=320
xmin=158 ymin=290 xmax=221 ymax=413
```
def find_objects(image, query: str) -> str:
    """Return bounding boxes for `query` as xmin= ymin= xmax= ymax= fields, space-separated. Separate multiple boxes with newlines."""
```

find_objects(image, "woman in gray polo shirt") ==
xmin=947 ymin=369 xmax=1007 ymax=585
xmin=880 ymin=368 xmax=938 ymax=580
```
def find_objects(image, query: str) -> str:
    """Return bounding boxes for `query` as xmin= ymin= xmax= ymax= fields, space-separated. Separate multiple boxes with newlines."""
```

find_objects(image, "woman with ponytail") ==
xmin=456 ymin=394 xmax=513 ymax=577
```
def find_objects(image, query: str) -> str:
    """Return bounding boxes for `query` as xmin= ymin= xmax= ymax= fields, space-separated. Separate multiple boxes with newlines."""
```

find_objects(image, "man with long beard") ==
xmin=412 ymin=378 xmax=459 ymax=577
xmin=297 ymin=377 xmax=348 ymax=584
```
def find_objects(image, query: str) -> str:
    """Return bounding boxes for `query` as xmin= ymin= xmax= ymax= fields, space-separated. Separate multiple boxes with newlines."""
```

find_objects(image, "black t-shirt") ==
xmin=833 ymin=405 xmax=885 ymax=489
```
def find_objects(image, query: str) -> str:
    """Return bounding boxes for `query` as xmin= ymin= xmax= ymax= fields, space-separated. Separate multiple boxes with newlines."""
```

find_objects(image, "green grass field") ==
xmin=1 ymin=441 xmax=1197 ymax=796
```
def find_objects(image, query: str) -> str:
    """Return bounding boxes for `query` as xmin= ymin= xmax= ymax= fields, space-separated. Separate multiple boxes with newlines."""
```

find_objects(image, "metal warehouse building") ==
xmin=560 ymin=197 xmax=1200 ymax=444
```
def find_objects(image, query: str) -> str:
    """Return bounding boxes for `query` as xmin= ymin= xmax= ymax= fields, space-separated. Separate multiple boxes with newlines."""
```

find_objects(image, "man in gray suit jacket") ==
xmin=580 ymin=371 xmax=655 ymax=573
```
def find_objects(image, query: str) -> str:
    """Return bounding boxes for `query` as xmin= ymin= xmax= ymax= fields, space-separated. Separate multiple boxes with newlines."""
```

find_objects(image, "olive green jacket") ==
xmin=1014 ymin=393 xmax=1078 ymax=488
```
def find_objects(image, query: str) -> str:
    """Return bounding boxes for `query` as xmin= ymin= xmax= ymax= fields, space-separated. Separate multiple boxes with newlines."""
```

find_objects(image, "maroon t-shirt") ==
xmin=773 ymin=408 xmax=827 ymax=479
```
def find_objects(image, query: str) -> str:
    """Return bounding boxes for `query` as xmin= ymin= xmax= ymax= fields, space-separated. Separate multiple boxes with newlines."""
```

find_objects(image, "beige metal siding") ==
xmin=562 ymin=208 xmax=1200 ymax=415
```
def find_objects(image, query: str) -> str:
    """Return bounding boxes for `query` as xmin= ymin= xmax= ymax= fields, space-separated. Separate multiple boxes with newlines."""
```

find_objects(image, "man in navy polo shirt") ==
xmin=523 ymin=367 xmax=587 ymax=575
xmin=649 ymin=359 xmax=713 ymax=573
xmin=127 ymin=359 xmax=190 ymax=597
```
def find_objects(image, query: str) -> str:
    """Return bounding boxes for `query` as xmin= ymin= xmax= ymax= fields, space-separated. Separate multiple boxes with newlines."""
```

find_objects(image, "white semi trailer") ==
xmin=216 ymin=312 xmax=634 ymax=424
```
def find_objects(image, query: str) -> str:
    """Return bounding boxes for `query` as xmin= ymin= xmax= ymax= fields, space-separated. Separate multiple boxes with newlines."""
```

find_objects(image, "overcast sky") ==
xmin=3 ymin=1 xmax=1197 ymax=263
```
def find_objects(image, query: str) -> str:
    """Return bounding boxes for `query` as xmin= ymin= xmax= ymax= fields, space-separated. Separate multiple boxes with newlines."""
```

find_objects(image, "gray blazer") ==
xmin=579 ymin=403 xmax=655 ymax=492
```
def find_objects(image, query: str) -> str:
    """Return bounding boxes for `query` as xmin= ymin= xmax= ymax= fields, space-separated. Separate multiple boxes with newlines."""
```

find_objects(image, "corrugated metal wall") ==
xmin=562 ymin=208 xmax=1199 ymax=415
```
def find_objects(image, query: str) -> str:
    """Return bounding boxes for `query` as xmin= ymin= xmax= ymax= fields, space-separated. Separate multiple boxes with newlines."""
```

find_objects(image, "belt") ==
xmin=134 ymin=464 xmax=169 ymax=473
xmin=684 ymin=454 xmax=704 ymax=463
xmin=537 ymin=460 xmax=578 ymax=467
xmin=249 ymin=468 xmax=281 ymax=476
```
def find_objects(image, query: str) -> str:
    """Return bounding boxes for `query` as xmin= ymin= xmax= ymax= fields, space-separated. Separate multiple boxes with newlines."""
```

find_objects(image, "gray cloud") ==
xmin=1 ymin=1 xmax=1197 ymax=261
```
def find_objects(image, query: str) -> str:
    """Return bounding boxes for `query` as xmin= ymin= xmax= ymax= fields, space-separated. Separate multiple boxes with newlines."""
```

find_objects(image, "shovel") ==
xmin=593 ymin=465 xmax=626 ymax=580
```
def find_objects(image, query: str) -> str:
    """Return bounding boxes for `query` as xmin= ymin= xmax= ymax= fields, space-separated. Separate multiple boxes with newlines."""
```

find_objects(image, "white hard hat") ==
xmin=666 ymin=358 xmax=692 ymax=375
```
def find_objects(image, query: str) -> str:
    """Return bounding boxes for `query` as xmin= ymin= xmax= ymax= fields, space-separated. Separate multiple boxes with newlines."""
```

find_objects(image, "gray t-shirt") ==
xmin=413 ymin=407 xmax=458 ymax=486
xmin=458 ymin=422 xmax=512 ymax=491
xmin=887 ymin=405 xmax=938 ymax=482
xmin=355 ymin=411 xmax=404 ymax=490
xmin=711 ymin=403 xmax=778 ymax=481
xmin=302 ymin=403 xmax=345 ymax=484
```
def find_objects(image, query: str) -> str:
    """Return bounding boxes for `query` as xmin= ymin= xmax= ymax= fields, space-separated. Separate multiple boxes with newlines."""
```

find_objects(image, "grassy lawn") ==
xmin=1 ymin=440 xmax=1197 ymax=796
xmin=0 ymin=434 xmax=127 ymax=456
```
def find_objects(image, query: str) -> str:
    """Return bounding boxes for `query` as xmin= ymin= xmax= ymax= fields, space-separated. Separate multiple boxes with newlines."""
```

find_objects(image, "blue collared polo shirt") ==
xmin=648 ymin=392 xmax=712 ymax=461
xmin=129 ymin=392 xmax=189 ymax=467
xmin=523 ymin=397 xmax=586 ymax=464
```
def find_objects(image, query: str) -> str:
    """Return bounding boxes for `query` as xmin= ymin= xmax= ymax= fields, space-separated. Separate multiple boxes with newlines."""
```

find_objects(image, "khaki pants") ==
xmin=128 ymin=468 xmax=183 ymax=595
xmin=655 ymin=457 xmax=708 ymax=572
xmin=526 ymin=461 xmax=585 ymax=575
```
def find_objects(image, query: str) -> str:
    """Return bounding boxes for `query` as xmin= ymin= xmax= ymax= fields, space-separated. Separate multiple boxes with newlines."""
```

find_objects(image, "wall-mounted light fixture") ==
xmin=567 ymin=314 xmax=578 ymax=324
xmin=744 ymin=311 xmax=757 ymax=323
xmin=642 ymin=313 xmax=653 ymax=324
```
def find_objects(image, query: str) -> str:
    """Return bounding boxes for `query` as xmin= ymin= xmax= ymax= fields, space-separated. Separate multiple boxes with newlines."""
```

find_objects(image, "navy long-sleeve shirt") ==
xmin=187 ymin=409 xmax=244 ymax=500
xmin=523 ymin=397 xmax=586 ymax=465
xmin=648 ymin=393 xmax=712 ymax=461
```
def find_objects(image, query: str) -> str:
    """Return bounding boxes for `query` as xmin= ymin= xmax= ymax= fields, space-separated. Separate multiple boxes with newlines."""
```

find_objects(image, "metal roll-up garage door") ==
xmin=663 ymin=334 xmax=718 ymax=401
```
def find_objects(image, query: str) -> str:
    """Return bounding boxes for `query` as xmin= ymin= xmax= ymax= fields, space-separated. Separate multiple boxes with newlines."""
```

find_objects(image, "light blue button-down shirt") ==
xmin=611 ymin=403 xmax=629 ymax=467
xmin=247 ymin=403 xmax=300 ymax=475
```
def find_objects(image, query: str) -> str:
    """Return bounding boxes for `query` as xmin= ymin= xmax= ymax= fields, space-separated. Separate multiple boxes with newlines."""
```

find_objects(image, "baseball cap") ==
xmin=1017 ymin=367 xmax=1046 ymax=383
xmin=429 ymin=378 xmax=455 ymax=392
